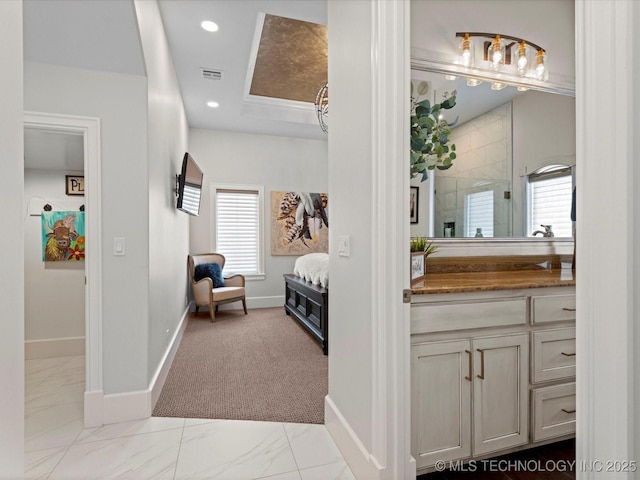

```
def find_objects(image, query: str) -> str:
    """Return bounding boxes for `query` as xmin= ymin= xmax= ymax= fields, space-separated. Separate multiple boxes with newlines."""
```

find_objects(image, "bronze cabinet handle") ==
xmin=464 ymin=350 xmax=472 ymax=382
xmin=562 ymin=408 xmax=576 ymax=414
xmin=477 ymin=348 xmax=485 ymax=380
xmin=561 ymin=352 xmax=576 ymax=356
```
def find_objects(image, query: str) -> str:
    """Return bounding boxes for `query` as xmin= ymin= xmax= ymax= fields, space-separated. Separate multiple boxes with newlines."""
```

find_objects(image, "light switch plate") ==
xmin=338 ymin=235 xmax=350 ymax=257
xmin=113 ymin=237 xmax=126 ymax=256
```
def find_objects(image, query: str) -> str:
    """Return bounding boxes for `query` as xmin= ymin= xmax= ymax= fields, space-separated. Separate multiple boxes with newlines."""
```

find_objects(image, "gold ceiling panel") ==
xmin=250 ymin=14 xmax=327 ymax=103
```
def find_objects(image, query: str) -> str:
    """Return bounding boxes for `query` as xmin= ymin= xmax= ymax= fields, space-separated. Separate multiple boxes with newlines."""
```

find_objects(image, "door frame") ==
xmin=24 ymin=111 xmax=103 ymax=428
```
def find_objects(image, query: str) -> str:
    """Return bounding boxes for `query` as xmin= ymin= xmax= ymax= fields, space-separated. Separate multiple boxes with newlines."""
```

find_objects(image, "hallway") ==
xmin=25 ymin=355 xmax=354 ymax=479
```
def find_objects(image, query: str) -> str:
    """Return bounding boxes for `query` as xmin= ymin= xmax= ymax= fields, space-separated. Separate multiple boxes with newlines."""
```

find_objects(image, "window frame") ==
xmin=210 ymin=183 xmax=265 ymax=280
xmin=525 ymin=165 xmax=575 ymax=238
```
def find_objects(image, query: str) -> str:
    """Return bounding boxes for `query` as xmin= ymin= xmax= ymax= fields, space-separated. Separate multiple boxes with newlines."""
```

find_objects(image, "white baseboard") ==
xmin=89 ymin=305 xmax=191 ymax=426
xmin=84 ymin=390 xmax=104 ymax=428
xmin=325 ymin=395 xmax=382 ymax=480
xmin=247 ymin=295 xmax=284 ymax=309
xmin=103 ymin=389 xmax=152 ymax=425
xmin=25 ymin=336 xmax=85 ymax=359
xmin=150 ymin=305 xmax=190 ymax=408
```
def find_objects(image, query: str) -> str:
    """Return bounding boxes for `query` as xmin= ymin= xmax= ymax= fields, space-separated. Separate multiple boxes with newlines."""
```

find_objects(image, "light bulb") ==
xmin=535 ymin=50 xmax=548 ymax=81
xmin=466 ymin=78 xmax=483 ymax=87
xmin=516 ymin=41 xmax=528 ymax=76
xmin=201 ymin=20 xmax=219 ymax=32
xmin=491 ymin=82 xmax=507 ymax=91
xmin=459 ymin=33 xmax=474 ymax=67
xmin=488 ymin=35 xmax=505 ymax=71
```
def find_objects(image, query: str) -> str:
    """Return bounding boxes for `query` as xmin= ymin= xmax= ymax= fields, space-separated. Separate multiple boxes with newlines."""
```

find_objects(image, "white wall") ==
xmin=512 ymin=91 xmax=575 ymax=235
xmin=188 ymin=128 xmax=328 ymax=305
xmin=133 ymin=0 xmax=190 ymax=384
xmin=24 ymin=169 xmax=85 ymax=345
xmin=327 ymin=0 xmax=374 ymax=459
xmin=24 ymin=62 xmax=150 ymax=394
xmin=0 ymin=0 xmax=24 ymax=476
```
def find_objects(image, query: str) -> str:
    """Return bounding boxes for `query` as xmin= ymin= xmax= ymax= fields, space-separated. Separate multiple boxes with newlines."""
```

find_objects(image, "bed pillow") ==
xmin=194 ymin=262 xmax=225 ymax=288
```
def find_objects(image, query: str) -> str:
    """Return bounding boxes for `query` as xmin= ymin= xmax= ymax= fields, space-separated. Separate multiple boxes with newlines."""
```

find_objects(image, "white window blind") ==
xmin=465 ymin=190 xmax=494 ymax=237
xmin=529 ymin=173 xmax=573 ymax=238
xmin=215 ymin=188 xmax=261 ymax=275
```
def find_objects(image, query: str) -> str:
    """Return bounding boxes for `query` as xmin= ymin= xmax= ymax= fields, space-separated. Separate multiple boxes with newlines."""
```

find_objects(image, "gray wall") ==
xmin=24 ymin=61 xmax=151 ymax=394
xmin=188 ymin=128 xmax=328 ymax=306
xmin=0 ymin=1 xmax=24 ymax=475
xmin=133 ymin=0 xmax=190 ymax=385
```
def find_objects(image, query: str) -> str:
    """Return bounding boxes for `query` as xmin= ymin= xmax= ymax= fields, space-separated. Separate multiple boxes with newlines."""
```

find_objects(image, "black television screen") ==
xmin=176 ymin=152 xmax=203 ymax=216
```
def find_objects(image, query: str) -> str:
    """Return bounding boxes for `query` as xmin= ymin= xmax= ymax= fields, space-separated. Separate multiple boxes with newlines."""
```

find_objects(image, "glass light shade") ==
xmin=491 ymin=82 xmax=507 ymax=91
xmin=488 ymin=35 xmax=505 ymax=71
xmin=536 ymin=50 xmax=549 ymax=81
xmin=516 ymin=41 xmax=529 ymax=76
xmin=466 ymin=78 xmax=483 ymax=87
xmin=459 ymin=34 xmax=474 ymax=67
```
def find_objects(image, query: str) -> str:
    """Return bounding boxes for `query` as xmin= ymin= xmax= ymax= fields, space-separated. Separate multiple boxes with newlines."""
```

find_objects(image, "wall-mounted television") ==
xmin=176 ymin=152 xmax=203 ymax=216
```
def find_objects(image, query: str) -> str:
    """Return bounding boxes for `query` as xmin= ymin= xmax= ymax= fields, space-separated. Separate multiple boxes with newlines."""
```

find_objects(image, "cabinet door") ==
xmin=473 ymin=334 xmax=529 ymax=456
xmin=412 ymin=340 xmax=472 ymax=469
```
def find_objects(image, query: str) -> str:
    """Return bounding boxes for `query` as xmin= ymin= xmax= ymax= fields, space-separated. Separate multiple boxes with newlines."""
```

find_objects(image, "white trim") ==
xmin=325 ymin=395 xmax=382 ymax=480
xmin=103 ymin=390 xmax=152 ymax=425
xmin=430 ymin=238 xmax=574 ymax=257
xmin=150 ymin=306 xmax=190 ymax=408
xmin=370 ymin=1 xmax=415 ymax=478
xmin=83 ymin=390 xmax=104 ymax=428
xmin=575 ymin=1 xmax=638 ymax=475
xmin=24 ymin=336 xmax=85 ymax=359
xmin=247 ymin=295 xmax=284 ymax=309
xmin=24 ymin=111 xmax=103 ymax=429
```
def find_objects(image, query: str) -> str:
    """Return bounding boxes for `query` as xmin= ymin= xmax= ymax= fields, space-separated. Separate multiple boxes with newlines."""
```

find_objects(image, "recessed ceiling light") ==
xmin=207 ymin=101 xmax=219 ymax=108
xmin=201 ymin=20 xmax=218 ymax=32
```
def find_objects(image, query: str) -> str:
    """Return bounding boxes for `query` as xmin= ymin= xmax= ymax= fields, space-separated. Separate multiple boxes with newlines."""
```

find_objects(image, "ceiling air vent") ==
xmin=201 ymin=68 xmax=223 ymax=81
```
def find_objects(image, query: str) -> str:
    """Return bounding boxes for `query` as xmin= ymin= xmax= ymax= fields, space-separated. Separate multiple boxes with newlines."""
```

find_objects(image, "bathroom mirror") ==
xmin=410 ymin=69 xmax=576 ymax=239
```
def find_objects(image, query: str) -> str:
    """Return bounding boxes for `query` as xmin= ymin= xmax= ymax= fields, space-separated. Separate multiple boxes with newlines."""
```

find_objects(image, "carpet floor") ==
xmin=153 ymin=307 xmax=328 ymax=424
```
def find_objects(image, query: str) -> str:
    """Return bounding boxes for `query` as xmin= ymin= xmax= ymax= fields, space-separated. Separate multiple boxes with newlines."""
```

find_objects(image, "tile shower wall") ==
xmin=434 ymin=103 xmax=512 ymax=237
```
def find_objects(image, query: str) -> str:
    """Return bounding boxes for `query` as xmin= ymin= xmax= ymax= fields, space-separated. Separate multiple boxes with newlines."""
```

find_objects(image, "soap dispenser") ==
xmin=475 ymin=228 xmax=483 ymax=238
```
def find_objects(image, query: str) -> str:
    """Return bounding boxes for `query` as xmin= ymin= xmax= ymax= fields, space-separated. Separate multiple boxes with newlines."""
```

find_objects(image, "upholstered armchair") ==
xmin=188 ymin=253 xmax=247 ymax=321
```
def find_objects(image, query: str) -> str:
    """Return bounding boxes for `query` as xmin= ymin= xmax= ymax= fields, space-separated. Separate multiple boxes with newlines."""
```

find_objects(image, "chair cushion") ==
xmin=212 ymin=286 xmax=245 ymax=301
xmin=194 ymin=262 xmax=225 ymax=288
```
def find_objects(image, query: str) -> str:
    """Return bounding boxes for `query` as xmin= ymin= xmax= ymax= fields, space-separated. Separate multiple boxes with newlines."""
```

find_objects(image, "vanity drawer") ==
xmin=411 ymin=298 xmax=527 ymax=334
xmin=531 ymin=294 xmax=576 ymax=324
xmin=531 ymin=327 xmax=576 ymax=383
xmin=532 ymin=383 xmax=576 ymax=442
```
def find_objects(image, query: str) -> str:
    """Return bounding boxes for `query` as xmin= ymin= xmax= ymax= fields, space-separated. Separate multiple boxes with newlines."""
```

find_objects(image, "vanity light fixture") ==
xmin=491 ymin=82 xmax=507 ymax=91
xmin=455 ymin=32 xmax=548 ymax=85
xmin=466 ymin=78 xmax=483 ymax=87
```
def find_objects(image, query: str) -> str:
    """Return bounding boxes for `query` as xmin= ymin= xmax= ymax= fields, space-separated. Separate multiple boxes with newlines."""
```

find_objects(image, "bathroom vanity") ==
xmin=410 ymin=256 xmax=576 ymax=474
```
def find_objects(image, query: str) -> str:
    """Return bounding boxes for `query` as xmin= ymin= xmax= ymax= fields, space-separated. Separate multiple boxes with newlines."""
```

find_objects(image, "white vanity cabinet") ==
xmin=411 ymin=285 xmax=576 ymax=473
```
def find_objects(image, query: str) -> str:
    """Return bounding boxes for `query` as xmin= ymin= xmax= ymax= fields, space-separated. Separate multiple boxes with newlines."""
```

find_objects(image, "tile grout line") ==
xmin=171 ymin=419 xmax=187 ymax=480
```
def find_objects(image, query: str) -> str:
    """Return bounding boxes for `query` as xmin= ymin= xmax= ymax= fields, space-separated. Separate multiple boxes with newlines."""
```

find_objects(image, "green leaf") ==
xmin=421 ymin=169 xmax=429 ymax=181
xmin=416 ymin=99 xmax=431 ymax=110
xmin=449 ymin=152 xmax=457 ymax=160
xmin=411 ymin=137 xmax=425 ymax=151
xmin=437 ymin=163 xmax=453 ymax=170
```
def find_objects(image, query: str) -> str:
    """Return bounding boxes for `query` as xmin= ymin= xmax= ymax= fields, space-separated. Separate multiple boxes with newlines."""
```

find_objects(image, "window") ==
xmin=212 ymin=185 xmax=264 ymax=277
xmin=465 ymin=189 xmax=494 ymax=237
xmin=527 ymin=166 xmax=573 ymax=238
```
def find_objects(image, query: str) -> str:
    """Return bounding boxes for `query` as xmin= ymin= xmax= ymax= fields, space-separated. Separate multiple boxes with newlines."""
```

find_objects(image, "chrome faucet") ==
xmin=533 ymin=225 xmax=554 ymax=237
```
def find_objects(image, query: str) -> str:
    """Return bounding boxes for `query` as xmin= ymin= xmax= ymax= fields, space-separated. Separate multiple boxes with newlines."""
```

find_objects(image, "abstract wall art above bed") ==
xmin=271 ymin=191 xmax=328 ymax=255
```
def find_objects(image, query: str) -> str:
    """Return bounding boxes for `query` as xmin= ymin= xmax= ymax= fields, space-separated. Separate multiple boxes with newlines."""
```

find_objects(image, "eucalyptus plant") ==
xmin=410 ymin=81 xmax=458 ymax=181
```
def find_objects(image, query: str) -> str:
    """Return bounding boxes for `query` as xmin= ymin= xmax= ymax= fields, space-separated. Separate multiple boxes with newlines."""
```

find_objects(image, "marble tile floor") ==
xmin=25 ymin=355 xmax=355 ymax=480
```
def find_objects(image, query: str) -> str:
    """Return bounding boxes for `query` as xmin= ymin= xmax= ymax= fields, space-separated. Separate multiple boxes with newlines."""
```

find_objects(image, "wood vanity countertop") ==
xmin=411 ymin=268 xmax=576 ymax=294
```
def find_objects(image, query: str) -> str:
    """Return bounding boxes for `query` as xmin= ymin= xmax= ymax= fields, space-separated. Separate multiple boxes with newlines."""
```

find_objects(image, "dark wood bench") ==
xmin=283 ymin=274 xmax=328 ymax=355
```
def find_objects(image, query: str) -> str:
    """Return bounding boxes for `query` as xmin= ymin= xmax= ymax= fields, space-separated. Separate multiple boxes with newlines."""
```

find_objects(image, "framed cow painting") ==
xmin=41 ymin=211 xmax=85 ymax=262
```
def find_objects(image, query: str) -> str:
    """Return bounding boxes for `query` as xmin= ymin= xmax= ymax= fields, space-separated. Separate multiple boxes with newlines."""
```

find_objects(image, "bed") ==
xmin=284 ymin=253 xmax=329 ymax=355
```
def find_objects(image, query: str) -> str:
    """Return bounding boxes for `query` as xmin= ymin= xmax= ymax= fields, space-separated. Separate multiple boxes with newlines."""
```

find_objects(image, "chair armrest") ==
xmin=224 ymin=274 xmax=245 ymax=287
xmin=192 ymin=278 xmax=213 ymax=304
